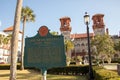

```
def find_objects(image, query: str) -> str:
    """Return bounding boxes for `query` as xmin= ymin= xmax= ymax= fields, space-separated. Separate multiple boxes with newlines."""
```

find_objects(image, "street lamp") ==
xmin=84 ymin=12 xmax=94 ymax=80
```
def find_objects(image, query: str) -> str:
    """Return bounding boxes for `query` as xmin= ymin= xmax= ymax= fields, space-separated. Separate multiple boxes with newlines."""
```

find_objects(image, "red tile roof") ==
xmin=3 ymin=26 xmax=22 ymax=33
xmin=70 ymin=33 xmax=94 ymax=39
xmin=92 ymin=14 xmax=104 ymax=17
xmin=3 ymin=26 xmax=13 ymax=32
xmin=59 ymin=16 xmax=71 ymax=21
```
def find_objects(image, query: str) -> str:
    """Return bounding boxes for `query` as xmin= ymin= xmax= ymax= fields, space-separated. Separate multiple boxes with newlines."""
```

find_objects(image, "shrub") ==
xmin=76 ymin=56 xmax=82 ymax=62
xmin=0 ymin=63 xmax=20 ymax=70
xmin=48 ymin=65 xmax=89 ymax=75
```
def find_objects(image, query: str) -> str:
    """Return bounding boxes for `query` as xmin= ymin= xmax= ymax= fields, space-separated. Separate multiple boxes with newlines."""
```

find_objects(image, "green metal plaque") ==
xmin=24 ymin=26 xmax=66 ymax=69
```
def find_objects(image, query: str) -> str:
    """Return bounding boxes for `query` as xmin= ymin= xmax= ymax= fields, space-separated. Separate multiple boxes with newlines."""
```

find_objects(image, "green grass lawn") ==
xmin=0 ymin=69 xmax=87 ymax=80
xmin=47 ymin=74 xmax=87 ymax=80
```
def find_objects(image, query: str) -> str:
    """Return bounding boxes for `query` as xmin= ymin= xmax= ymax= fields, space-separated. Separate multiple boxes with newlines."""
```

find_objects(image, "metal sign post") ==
xmin=41 ymin=68 xmax=47 ymax=80
xmin=24 ymin=26 xmax=66 ymax=80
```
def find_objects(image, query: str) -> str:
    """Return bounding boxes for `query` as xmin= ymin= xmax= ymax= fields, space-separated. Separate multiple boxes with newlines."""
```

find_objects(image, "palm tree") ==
xmin=10 ymin=0 xmax=23 ymax=80
xmin=20 ymin=6 xmax=35 ymax=70
xmin=0 ymin=34 xmax=11 ymax=48
xmin=3 ymin=34 xmax=11 ymax=45
xmin=0 ymin=34 xmax=4 ymax=46
xmin=0 ymin=34 xmax=11 ymax=52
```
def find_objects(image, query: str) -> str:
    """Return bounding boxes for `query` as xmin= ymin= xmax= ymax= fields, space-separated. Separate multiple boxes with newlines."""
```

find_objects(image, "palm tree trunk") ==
xmin=10 ymin=0 xmax=23 ymax=80
xmin=21 ymin=18 xmax=26 ymax=70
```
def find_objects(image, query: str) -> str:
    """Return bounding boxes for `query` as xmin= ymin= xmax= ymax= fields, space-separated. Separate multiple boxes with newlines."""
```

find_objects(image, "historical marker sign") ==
xmin=24 ymin=26 xmax=66 ymax=70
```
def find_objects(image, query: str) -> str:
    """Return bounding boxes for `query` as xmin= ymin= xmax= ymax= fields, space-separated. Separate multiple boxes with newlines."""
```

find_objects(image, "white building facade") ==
xmin=0 ymin=26 xmax=22 ymax=64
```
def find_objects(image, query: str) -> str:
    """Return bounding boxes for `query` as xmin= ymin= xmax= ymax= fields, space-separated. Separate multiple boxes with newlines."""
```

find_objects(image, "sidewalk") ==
xmin=103 ymin=63 xmax=117 ymax=70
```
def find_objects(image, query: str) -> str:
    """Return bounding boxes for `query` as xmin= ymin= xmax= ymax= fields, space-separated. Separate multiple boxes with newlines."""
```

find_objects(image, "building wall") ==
xmin=0 ymin=30 xmax=22 ymax=64
xmin=71 ymin=36 xmax=93 ymax=58
xmin=92 ymin=14 xmax=105 ymax=35
xmin=0 ymin=32 xmax=10 ymax=63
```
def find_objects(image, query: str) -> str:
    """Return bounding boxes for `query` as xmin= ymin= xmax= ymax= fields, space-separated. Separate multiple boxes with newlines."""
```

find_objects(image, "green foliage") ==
xmin=66 ymin=56 xmax=71 ymax=62
xmin=50 ymin=31 xmax=59 ymax=35
xmin=64 ymin=40 xmax=74 ymax=52
xmin=93 ymin=66 xmax=120 ymax=80
xmin=91 ymin=34 xmax=115 ymax=55
xmin=0 ymin=34 xmax=5 ymax=45
xmin=21 ymin=6 xmax=35 ymax=70
xmin=76 ymin=56 xmax=82 ymax=62
xmin=21 ymin=6 xmax=35 ymax=22
xmin=3 ymin=34 xmax=12 ymax=44
xmin=0 ymin=34 xmax=11 ymax=45
xmin=91 ymin=34 xmax=115 ymax=64
xmin=48 ymin=65 xmax=89 ymax=75
xmin=64 ymin=40 xmax=74 ymax=57
xmin=114 ymin=41 xmax=120 ymax=51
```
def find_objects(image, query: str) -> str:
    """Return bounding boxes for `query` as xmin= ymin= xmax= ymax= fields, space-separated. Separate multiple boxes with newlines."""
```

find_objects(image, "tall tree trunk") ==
xmin=10 ymin=0 xmax=23 ymax=80
xmin=21 ymin=18 xmax=26 ymax=70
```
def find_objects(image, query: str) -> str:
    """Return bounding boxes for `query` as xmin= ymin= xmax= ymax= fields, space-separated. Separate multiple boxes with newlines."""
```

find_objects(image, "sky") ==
xmin=0 ymin=0 xmax=120 ymax=37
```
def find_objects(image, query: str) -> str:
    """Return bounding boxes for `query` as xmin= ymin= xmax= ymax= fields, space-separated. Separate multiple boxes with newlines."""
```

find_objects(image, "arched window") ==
xmin=81 ymin=43 xmax=84 ymax=46
xmin=77 ymin=43 xmax=80 ymax=47
xmin=82 ymin=49 xmax=85 ymax=52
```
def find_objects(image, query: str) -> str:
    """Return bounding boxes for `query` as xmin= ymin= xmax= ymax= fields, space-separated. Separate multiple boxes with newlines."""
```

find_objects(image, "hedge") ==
xmin=47 ymin=65 xmax=89 ymax=75
xmin=0 ymin=63 xmax=20 ymax=70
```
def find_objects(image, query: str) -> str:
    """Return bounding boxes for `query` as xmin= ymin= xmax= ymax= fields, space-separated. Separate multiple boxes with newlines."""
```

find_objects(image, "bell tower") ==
xmin=92 ymin=14 xmax=105 ymax=35
xmin=60 ymin=17 xmax=72 ymax=40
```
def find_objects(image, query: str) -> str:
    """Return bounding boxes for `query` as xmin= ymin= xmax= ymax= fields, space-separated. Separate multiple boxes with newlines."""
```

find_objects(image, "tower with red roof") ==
xmin=60 ymin=17 xmax=72 ymax=40
xmin=92 ymin=14 xmax=105 ymax=35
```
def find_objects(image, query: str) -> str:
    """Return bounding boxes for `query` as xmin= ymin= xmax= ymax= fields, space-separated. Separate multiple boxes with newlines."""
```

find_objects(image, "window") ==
xmin=77 ymin=43 xmax=80 ymax=47
xmin=82 ymin=49 xmax=85 ymax=52
xmin=64 ymin=22 xmax=67 ymax=26
xmin=81 ymin=43 xmax=84 ymax=46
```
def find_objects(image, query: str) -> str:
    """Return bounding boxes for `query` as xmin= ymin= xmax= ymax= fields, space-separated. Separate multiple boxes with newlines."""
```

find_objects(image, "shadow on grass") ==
xmin=47 ymin=74 xmax=87 ymax=80
xmin=0 ymin=74 xmax=10 ymax=77
xmin=0 ymin=69 xmax=41 ymax=80
xmin=17 ymin=69 xmax=41 ymax=79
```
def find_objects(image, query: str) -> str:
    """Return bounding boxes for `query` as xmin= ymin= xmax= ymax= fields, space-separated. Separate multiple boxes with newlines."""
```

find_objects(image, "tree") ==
xmin=3 ymin=34 xmax=12 ymax=45
xmin=10 ymin=0 xmax=23 ymax=80
xmin=64 ymin=40 xmax=74 ymax=57
xmin=64 ymin=40 xmax=74 ymax=66
xmin=0 ymin=34 xmax=4 ymax=46
xmin=20 ymin=6 xmax=35 ymax=70
xmin=50 ymin=31 xmax=58 ymax=35
xmin=91 ymin=34 xmax=115 ymax=65
xmin=0 ymin=34 xmax=11 ymax=45
xmin=0 ymin=34 xmax=12 ymax=53
xmin=114 ymin=41 xmax=120 ymax=53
